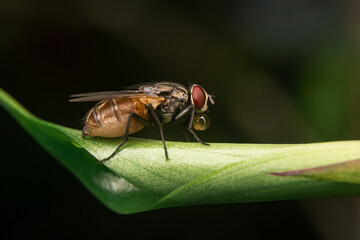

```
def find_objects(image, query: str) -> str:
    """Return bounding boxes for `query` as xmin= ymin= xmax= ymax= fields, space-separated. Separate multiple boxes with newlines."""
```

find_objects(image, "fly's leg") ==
xmin=173 ymin=105 xmax=193 ymax=142
xmin=186 ymin=105 xmax=209 ymax=146
xmin=148 ymin=104 xmax=169 ymax=160
xmin=174 ymin=105 xmax=192 ymax=120
xmin=174 ymin=105 xmax=209 ymax=145
xmin=182 ymin=121 xmax=190 ymax=142
xmin=99 ymin=113 xmax=150 ymax=163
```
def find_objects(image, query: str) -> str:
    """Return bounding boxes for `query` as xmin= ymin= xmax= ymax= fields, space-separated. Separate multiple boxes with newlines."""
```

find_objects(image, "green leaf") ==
xmin=1 ymin=88 xmax=360 ymax=214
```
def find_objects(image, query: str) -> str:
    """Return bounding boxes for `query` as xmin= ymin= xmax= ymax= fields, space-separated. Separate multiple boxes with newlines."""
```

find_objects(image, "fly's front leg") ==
xmin=100 ymin=113 xmax=150 ymax=163
xmin=182 ymin=121 xmax=190 ymax=142
xmin=186 ymin=105 xmax=209 ymax=146
xmin=148 ymin=104 xmax=169 ymax=160
xmin=174 ymin=105 xmax=193 ymax=142
xmin=174 ymin=105 xmax=192 ymax=121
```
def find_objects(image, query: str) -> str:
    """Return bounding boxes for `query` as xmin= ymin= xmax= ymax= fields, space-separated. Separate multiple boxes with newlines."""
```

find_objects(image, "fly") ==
xmin=70 ymin=82 xmax=214 ymax=162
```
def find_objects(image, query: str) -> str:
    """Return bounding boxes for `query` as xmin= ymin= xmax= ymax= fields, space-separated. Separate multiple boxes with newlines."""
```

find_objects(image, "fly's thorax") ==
xmin=159 ymin=97 xmax=188 ymax=123
xmin=141 ymin=82 xmax=189 ymax=123
xmin=140 ymin=82 xmax=188 ymax=97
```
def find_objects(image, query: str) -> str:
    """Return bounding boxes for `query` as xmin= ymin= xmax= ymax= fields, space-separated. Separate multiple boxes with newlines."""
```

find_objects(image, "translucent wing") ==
xmin=69 ymin=90 xmax=151 ymax=102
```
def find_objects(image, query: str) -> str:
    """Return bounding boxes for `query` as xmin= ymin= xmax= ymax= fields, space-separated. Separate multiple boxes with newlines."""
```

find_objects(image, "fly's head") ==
xmin=190 ymin=84 xmax=214 ymax=113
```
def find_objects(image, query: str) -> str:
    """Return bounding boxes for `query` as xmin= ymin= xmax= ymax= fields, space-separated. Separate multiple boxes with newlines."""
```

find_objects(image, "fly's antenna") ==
xmin=208 ymin=94 xmax=215 ymax=104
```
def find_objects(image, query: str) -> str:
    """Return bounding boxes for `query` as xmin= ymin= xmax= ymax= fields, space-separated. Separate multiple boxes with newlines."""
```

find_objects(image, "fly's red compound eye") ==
xmin=192 ymin=85 xmax=206 ymax=109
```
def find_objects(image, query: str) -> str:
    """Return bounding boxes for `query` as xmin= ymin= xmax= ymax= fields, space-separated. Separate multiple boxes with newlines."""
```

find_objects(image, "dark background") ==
xmin=1 ymin=1 xmax=360 ymax=239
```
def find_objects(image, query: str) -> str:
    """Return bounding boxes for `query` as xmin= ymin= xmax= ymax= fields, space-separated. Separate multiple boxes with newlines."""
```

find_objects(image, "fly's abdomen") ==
xmin=82 ymin=99 xmax=149 ymax=138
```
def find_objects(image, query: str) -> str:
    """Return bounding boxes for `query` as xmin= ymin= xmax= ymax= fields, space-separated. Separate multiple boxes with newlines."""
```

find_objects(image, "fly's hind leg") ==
xmin=99 ymin=113 xmax=150 ymax=163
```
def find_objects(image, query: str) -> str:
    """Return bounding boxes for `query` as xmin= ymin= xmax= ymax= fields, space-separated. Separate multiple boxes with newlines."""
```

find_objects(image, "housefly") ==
xmin=70 ymin=82 xmax=214 ymax=162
